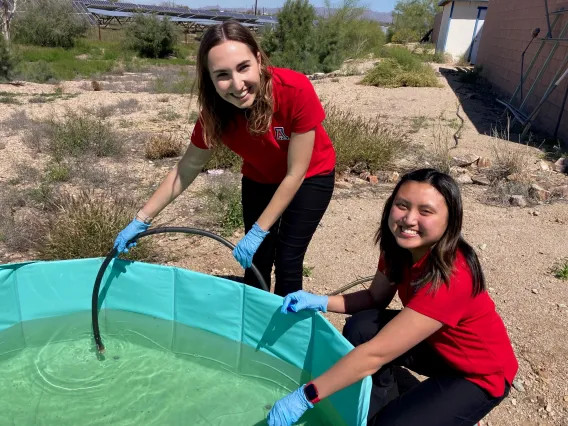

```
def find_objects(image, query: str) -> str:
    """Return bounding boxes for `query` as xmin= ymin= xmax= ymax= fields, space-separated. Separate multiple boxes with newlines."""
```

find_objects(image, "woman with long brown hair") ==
xmin=113 ymin=20 xmax=336 ymax=297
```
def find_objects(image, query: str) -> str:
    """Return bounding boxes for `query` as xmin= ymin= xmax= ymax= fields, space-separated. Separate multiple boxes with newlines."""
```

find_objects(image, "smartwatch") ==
xmin=303 ymin=381 xmax=320 ymax=404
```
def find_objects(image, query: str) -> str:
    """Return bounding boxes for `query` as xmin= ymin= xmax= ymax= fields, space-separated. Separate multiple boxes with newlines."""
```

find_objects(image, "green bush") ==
xmin=203 ymin=175 xmax=244 ymax=237
xmin=323 ymin=103 xmax=406 ymax=172
xmin=361 ymin=46 xmax=440 ymax=88
xmin=0 ymin=36 xmax=15 ymax=81
xmin=263 ymin=0 xmax=386 ymax=74
xmin=11 ymin=0 xmax=89 ymax=48
xmin=125 ymin=14 xmax=178 ymax=58
xmin=390 ymin=0 xmax=439 ymax=44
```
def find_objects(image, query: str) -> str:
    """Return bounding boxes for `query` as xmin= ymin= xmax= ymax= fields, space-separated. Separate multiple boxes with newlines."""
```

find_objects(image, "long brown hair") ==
xmin=375 ymin=168 xmax=486 ymax=297
xmin=194 ymin=20 xmax=274 ymax=147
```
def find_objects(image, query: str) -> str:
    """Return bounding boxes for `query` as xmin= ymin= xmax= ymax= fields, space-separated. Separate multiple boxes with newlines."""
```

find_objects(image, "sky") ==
xmin=133 ymin=0 xmax=396 ymax=12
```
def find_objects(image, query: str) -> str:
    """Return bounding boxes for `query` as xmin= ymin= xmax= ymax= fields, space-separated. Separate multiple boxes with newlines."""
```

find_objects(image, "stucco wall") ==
xmin=475 ymin=0 xmax=568 ymax=146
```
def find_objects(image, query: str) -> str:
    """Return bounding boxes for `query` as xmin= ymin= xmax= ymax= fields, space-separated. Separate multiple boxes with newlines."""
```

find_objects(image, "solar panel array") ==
xmin=77 ymin=0 xmax=277 ymax=27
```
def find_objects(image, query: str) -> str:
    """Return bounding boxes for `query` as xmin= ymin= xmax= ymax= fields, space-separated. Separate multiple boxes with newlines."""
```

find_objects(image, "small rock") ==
xmin=479 ymin=244 xmax=487 ymax=250
xmin=368 ymin=175 xmax=379 ymax=184
xmin=529 ymin=184 xmax=551 ymax=201
xmin=553 ymin=157 xmax=567 ymax=173
xmin=347 ymin=216 xmax=352 ymax=221
xmin=335 ymin=181 xmax=353 ymax=189
xmin=538 ymin=160 xmax=550 ymax=171
xmin=207 ymin=169 xmax=224 ymax=175
xmin=532 ymin=288 xmax=539 ymax=294
xmin=376 ymin=171 xmax=400 ymax=183
xmin=532 ymin=210 xmax=540 ymax=216
xmin=489 ymin=287 xmax=495 ymax=292
xmin=512 ymin=398 xmax=517 ymax=406
xmin=512 ymin=380 xmax=525 ymax=392
xmin=456 ymin=173 xmax=473 ymax=184
xmin=452 ymin=154 xmax=479 ymax=167
xmin=359 ymin=171 xmax=370 ymax=180
xmin=564 ymin=395 xmax=568 ymax=402
xmin=546 ymin=404 xmax=552 ymax=413
xmin=450 ymin=166 xmax=469 ymax=176
xmin=471 ymin=175 xmax=490 ymax=186
xmin=353 ymin=162 xmax=368 ymax=174
xmin=0 ymin=142 xmax=5 ymax=150
xmin=477 ymin=157 xmax=492 ymax=168
xmin=509 ymin=195 xmax=527 ymax=207
xmin=558 ymin=303 xmax=567 ymax=309
xmin=506 ymin=173 xmax=528 ymax=182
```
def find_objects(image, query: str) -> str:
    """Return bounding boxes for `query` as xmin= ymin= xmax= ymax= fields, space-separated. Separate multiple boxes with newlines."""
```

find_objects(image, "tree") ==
xmin=390 ymin=0 xmax=438 ymax=43
xmin=0 ymin=32 xmax=14 ymax=80
xmin=125 ymin=14 xmax=178 ymax=59
xmin=1 ymin=0 xmax=18 ymax=45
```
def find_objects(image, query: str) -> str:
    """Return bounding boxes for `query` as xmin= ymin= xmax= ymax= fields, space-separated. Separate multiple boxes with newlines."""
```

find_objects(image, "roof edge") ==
xmin=438 ymin=0 xmax=488 ymax=6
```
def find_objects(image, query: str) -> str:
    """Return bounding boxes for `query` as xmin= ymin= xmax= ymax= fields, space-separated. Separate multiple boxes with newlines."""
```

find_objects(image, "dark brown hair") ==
xmin=375 ymin=168 xmax=485 ymax=296
xmin=194 ymin=20 xmax=273 ymax=147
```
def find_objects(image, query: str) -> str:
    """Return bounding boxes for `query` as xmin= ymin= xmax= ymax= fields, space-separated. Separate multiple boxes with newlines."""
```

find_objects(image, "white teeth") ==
xmin=402 ymin=227 xmax=418 ymax=235
xmin=233 ymin=88 xmax=248 ymax=99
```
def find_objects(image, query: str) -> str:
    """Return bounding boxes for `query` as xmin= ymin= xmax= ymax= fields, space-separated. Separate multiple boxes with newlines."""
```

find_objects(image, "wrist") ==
xmin=318 ymin=295 xmax=329 ymax=313
xmin=136 ymin=209 xmax=153 ymax=225
xmin=252 ymin=222 xmax=269 ymax=236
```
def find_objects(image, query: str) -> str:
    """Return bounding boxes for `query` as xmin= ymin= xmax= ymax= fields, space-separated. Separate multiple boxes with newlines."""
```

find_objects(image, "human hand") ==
xmin=267 ymin=385 xmax=313 ymax=426
xmin=281 ymin=290 xmax=328 ymax=314
xmin=113 ymin=218 xmax=150 ymax=254
xmin=232 ymin=223 xmax=269 ymax=269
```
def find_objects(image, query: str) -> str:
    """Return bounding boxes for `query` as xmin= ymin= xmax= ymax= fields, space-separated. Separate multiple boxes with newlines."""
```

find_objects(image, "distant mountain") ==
xmin=198 ymin=5 xmax=392 ymax=23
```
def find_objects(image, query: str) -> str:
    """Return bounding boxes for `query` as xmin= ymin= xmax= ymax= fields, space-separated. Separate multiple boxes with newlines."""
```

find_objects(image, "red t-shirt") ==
xmin=190 ymin=67 xmax=336 ymax=184
xmin=378 ymin=251 xmax=518 ymax=397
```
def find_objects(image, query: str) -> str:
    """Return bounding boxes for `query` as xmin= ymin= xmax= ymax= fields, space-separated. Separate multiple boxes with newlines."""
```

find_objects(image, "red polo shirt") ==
xmin=190 ymin=67 xmax=336 ymax=184
xmin=378 ymin=251 xmax=518 ymax=397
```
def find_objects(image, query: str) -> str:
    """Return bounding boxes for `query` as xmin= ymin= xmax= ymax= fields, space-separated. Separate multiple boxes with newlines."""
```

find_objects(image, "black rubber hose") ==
xmin=91 ymin=227 xmax=269 ymax=354
xmin=326 ymin=275 xmax=375 ymax=296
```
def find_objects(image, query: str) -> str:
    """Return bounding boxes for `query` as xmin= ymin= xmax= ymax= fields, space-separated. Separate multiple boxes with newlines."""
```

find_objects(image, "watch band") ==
xmin=304 ymin=381 xmax=321 ymax=404
xmin=136 ymin=211 xmax=153 ymax=225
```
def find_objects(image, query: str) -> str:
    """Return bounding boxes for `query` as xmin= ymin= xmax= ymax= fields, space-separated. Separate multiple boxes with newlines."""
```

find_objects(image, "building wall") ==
xmin=436 ymin=4 xmax=452 ymax=54
xmin=432 ymin=11 xmax=443 ymax=45
xmin=445 ymin=2 xmax=485 ymax=60
xmin=475 ymin=0 xmax=568 ymax=146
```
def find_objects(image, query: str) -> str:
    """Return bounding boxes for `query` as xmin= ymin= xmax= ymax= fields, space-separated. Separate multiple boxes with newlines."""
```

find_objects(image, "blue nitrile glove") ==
xmin=281 ymin=290 xmax=328 ymax=314
xmin=232 ymin=223 xmax=269 ymax=269
xmin=113 ymin=218 xmax=150 ymax=254
xmin=267 ymin=385 xmax=313 ymax=426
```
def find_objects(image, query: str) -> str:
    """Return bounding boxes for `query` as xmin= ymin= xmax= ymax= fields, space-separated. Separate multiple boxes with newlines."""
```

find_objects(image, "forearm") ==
xmin=256 ymin=174 xmax=304 ymax=231
xmin=326 ymin=290 xmax=376 ymax=314
xmin=312 ymin=343 xmax=383 ymax=400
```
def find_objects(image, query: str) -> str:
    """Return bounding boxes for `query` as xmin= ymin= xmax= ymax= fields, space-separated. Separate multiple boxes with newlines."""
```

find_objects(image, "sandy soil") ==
xmin=1 ymin=63 xmax=568 ymax=426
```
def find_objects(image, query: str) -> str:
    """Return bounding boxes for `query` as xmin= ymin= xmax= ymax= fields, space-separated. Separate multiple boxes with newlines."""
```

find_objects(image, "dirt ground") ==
xmin=1 ymin=62 xmax=568 ymax=426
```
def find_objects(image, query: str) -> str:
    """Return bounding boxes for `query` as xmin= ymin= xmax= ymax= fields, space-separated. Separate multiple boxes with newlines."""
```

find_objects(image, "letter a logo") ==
xmin=274 ymin=127 xmax=290 ymax=141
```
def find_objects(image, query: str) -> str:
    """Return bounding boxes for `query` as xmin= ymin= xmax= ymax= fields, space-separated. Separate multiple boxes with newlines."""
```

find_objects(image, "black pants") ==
xmin=342 ymin=309 xmax=510 ymax=426
xmin=241 ymin=171 xmax=334 ymax=297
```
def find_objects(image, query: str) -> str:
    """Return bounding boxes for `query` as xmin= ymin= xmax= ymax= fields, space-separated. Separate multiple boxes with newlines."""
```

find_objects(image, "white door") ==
xmin=469 ymin=7 xmax=487 ymax=64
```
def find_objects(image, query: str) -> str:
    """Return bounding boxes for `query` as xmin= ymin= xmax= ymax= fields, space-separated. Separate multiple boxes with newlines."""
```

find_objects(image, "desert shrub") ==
xmin=361 ymin=46 xmax=440 ymax=88
xmin=489 ymin=125 xmax=531 ymax=181
xmin=323 ymin=103 xmax=406 ymax=172
xmin=203 ymin=175 xmax=244 ymax=237
xmin=22 ymin=110 xmax=122 ymax=160
xmin=37 ymin=190 xmax=155 ymax=261
xmin=203 ymin=144 xmax=243 ymax=172
xmin=145 ymin=133 xmax=183 ymax=160
xmin=125 ymin=14 xmax=178 ymax=58
xmin=11 ymin=0 xmax=89 ymax=49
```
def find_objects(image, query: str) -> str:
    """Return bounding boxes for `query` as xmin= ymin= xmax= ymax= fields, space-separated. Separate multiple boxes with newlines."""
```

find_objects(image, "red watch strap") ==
xmin=305 ymin=381 xmax=321 ymax=404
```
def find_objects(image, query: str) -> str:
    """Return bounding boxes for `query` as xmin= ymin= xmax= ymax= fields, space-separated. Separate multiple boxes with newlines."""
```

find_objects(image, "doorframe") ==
xmin=468 ymin=6 xmax=488 ymax=63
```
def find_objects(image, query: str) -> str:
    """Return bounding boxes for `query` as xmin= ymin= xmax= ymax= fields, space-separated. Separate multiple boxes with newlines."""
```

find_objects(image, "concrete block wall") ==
xmin=475 ymin=0 xmax=568 ymax=147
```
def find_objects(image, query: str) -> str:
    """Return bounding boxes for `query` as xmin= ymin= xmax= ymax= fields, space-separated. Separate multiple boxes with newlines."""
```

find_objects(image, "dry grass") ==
xmin=323 ymin=103 xmax=406 ymax=173
xmin=426 ymin=119 xmax=453 ymax=174
xmin=489 ymin=124 xmax=531 ymax=181
xmin=144 ymin=132 xmax=184 ymax=160
xmin=37 ymin=190 xmax=155 ymax=261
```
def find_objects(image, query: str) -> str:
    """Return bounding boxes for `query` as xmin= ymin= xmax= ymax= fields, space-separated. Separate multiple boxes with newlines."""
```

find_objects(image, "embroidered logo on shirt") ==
xmin=274 ymin=127 xmax=290 ymax=141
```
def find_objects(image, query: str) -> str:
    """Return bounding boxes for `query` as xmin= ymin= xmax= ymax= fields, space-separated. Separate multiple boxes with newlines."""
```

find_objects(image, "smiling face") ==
xmin=388 ymin=181 xmax=449 ymax=262
xmin=207 ymin=40 xmax=262 ymax=109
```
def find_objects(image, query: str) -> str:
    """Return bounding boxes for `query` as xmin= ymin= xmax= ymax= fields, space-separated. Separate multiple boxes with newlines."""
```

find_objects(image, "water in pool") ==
xmin=0 ymin=310 xmax=345 ymax=426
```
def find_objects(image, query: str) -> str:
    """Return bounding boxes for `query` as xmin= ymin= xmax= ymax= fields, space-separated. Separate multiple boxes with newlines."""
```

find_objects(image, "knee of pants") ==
xmin=342 ymin=310 xmax=381 ymax=347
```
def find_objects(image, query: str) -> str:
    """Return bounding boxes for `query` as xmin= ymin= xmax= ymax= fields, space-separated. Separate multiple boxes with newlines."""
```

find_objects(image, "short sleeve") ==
xmin=291 ymin=76 xmax=326 ymax=134
xmin=190 ymin=115 xmax=209 ymax=150
xmin=406 ymin=260 xmax=473 ymax=328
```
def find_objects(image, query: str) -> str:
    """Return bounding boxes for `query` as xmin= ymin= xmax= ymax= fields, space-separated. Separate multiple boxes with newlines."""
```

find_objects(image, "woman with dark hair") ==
xmin=113 ymin=21 xmax=336 ymax=296
xmin=267 ymin=168 xmax=518 ymax=426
